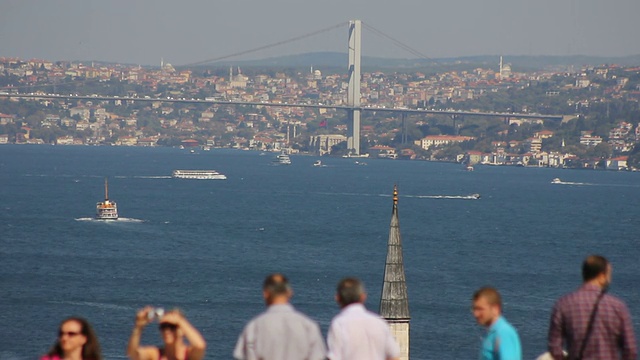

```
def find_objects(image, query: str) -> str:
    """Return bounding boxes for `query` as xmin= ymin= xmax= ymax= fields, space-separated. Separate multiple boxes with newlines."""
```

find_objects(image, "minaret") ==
xmin=499 ymin=56 xmax=503 ymax=80
xmin=380 ymin=185 xmax=410 ymax=360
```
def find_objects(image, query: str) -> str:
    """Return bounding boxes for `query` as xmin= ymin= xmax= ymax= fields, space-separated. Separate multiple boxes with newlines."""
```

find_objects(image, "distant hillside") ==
xmin=190 ymin=52 xmax=640 ymax=72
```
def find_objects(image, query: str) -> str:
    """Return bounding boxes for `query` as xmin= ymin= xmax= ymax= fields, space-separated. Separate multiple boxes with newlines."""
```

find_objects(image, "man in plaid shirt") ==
xmin=547 ymin=255 xmax=637 ymax=360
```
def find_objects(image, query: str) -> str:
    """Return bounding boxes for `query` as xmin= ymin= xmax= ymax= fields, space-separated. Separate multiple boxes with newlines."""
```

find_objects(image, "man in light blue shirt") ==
xmin=472 ymin=287 xmax=522 ymax=360
xmin=234 ymin=273 xmax=326 ymax=360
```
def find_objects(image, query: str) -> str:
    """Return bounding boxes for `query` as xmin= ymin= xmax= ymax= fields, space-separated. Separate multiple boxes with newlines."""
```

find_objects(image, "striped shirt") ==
xmin=548 ymin=283 xmax=637 ymax=360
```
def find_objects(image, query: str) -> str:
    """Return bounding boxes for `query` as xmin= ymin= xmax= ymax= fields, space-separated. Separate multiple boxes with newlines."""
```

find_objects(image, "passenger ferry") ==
xmin=96 ymin=178 xmax=118 ymax=220
xmin=273 ymin=152 xmax=292 ymax=165
xmin=172 ymin=170 xmax=227 ymax=180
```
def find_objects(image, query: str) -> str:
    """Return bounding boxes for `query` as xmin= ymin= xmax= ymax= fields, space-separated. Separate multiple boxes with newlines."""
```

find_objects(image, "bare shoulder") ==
xmin=137 ymin=345 xmax=160 ymax=360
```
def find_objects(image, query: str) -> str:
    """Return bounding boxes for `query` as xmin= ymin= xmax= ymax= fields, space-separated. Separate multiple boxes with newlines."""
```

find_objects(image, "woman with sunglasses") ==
xmin=41 ymin=317 xmax=102 ymax=360
xmin=127 ymin=307 xmax=206 ymax=360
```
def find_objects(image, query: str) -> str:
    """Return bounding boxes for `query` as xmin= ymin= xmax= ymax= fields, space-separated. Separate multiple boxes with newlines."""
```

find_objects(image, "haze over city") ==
xmin=1 ymin=0 xmax=639 ymax=66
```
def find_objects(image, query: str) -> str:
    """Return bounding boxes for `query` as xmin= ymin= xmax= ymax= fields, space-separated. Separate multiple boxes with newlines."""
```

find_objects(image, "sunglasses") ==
xmin=159 ymin=323 xmax=178 ymax=331
xmin=59 ymin=331 xmax=81 ymax=337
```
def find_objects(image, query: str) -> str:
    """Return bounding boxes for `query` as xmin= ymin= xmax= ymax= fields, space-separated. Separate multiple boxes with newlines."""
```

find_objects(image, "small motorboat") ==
xmin=551 ymin=178 xmax=561 ymax=184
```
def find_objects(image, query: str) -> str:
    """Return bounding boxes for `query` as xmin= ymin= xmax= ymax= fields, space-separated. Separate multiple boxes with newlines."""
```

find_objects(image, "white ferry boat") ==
xmin=172 ymin=170 xmax=227 ymax=180
xmin=273 ymin=152 xmax=292 ymax=165
xmin=96 ymin=178 xmax=118 ymax=220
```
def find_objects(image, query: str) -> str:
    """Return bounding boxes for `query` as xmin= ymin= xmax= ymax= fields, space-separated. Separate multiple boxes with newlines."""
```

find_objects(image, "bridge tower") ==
xmin=347 ymin=20 xmax=362 ymax=155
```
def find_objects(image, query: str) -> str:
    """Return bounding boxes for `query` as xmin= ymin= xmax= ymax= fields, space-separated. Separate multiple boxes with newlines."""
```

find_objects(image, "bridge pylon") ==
xmin=347 ymin=20 xmax=362 ymax=155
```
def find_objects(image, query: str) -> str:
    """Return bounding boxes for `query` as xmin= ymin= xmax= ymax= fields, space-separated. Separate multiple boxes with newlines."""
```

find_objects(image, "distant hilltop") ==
xmin=184 ymin=52 xmax=640 ymax=71
xmin=57 ymin=52 xmax=640 ymax=71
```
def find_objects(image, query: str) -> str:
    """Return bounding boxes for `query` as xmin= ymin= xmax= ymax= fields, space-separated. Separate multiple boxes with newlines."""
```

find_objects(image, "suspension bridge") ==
xmin=0 ymin=20 xmax=565 ymax=154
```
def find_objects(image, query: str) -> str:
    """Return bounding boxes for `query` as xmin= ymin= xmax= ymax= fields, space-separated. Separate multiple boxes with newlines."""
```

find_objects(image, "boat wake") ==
xmin=116 ymin=175 xmax=172 ymax=179
xmin=553 ymin=181 xmax=640 ymax=188
xmin=134 ymin=175 xmax=172 ymax=179
xmin=313 ymin=192 xmax=480 ymax=200
xmin=405 ymin=194 xmax=481 ymax=200
xmin=48 ymin=300 xmax=131 ymax=311
xmin=24 ymin=174 xmax=172 ymax=179
xmin=75 ymin=217 xmax=145 ymax=223
xmin=552 ymin=181 xmax=593 ymax=186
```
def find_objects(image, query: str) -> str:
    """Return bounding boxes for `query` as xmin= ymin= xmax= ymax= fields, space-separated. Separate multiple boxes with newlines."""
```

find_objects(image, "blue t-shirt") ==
xmin=480 ymin=316 xmax=522 ymax=360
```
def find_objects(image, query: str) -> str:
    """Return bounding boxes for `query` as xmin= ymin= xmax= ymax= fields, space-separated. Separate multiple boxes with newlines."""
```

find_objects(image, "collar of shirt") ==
xmin=267 ymin=303 xmax=295 ymax=313
xmin=341 ymin=303 xmax=367 ymax=314
xmin=488 ymin=315 xmax=506 ymax=333
xmin=579 ymin=283 xmax=603 ymax=292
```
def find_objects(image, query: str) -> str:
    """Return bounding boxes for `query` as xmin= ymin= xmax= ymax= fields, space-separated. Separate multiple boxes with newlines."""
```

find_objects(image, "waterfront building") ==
xmin=525 ymin=137 xmax=542 ymax=153
xmin=380 ymin=185 xmax=410 ymax=360
xmin=466 ymin=150 xmax=483 ymax=165
xmin=309 ymin=134 xmax=347 ymax=155
xmin=579 ymin=133 xmax=603 ymax=147
xmin=369 ymin=145 xmax=397 ymax=159
xmin=417 ymin=135 xmax=474 ymax=150
xmin=606 ymin=156 xmax=628 ymax=170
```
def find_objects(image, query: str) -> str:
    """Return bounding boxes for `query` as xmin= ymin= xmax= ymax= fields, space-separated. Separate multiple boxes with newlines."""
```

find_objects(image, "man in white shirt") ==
xmin=327 ymin=277 xmax=400 ymax=360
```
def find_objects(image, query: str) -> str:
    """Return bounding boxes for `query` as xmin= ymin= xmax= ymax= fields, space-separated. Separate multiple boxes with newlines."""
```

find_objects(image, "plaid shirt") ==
xmin=548 ymin=283 xmax=637 ymax=360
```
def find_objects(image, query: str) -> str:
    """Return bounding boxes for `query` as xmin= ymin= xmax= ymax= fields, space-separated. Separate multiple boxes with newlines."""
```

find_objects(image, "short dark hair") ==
xmin=473 ymin=287 xmax=502 ymax=308
xmin=337 ymin=277 xmax=365 ymax=306
xmin=263 ymin=273 xmax=291 ymax=296
xmin=582 ymin=255 xmax=609 ymax=281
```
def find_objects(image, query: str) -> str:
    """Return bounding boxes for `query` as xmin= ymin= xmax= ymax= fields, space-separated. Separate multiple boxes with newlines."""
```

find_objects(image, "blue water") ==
xmin=1 ymin=145 xmax=638 ymax=360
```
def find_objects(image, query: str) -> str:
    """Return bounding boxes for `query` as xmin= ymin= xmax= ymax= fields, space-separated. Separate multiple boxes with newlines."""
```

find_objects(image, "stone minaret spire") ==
xmin=380 ymin=185 xmax=410 ymax=360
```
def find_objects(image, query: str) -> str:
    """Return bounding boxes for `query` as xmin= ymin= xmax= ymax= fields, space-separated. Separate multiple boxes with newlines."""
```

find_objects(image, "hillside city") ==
xmin=1 ymin=56 xmax=640 ymax=170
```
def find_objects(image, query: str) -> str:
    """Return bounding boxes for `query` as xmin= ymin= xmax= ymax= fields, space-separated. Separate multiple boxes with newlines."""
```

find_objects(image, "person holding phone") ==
xmin=127 ymin=307 xmax=206 ymax=360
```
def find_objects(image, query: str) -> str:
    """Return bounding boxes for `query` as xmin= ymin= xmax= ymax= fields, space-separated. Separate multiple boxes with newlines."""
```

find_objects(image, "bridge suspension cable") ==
xmin=1 ymin=22 xmax=346 ymax=91
xmin=181 ymin=22 xmax=347 ymax=67
xmin=361 ymin=22 xmax=434 ymax=62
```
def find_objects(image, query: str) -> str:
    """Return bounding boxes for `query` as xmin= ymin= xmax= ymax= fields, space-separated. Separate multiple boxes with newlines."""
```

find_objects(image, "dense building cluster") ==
xmin=1 ymin=56 xmax=640 ymax=169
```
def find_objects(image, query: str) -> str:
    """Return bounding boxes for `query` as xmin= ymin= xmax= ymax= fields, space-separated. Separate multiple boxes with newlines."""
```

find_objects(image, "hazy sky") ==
xmin=1 ymin=0 xmax=639 ymax=66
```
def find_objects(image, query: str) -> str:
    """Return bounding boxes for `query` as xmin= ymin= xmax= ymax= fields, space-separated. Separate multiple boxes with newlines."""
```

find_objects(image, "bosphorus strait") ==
xmin=1 ymin=145 xmax=638 ymax=359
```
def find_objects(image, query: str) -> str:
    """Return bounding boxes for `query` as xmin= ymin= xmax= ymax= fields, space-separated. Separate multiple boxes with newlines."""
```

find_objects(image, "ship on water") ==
xmin=172 ymin=170 xmax=227 ymax=180
xmin=95 ymin=178 xmax=118 ymax=220
xmin=273 ymin=152 xmax=292 ymax=165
